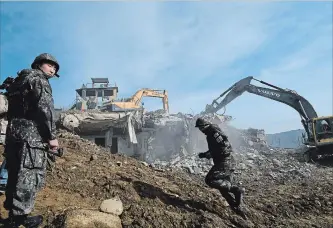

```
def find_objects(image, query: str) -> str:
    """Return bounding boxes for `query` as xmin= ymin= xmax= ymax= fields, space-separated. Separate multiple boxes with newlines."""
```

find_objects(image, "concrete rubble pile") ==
xmin=152 ymin=123 xmax=315 ymax=184
xmin=0 ymin=87 xmax=234 ymax=163
xmin=0 ymin=101 xmax=314 ymax=185
xmin=141 ymin=111 xmax=233 ymax=163
xmin=141 ymin=110 xmax=192 ymax=163
xmin=55 ymin=109 xmax=232 ymax=163
xmin=57 ymin=129 xmax=106 ymax=154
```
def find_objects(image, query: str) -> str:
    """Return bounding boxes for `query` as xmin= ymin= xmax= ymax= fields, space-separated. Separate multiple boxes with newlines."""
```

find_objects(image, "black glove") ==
xmin=198 ymin=152 xmax=206 ymax=158
xmin=205 ymin=152 xmax=212 ymax=159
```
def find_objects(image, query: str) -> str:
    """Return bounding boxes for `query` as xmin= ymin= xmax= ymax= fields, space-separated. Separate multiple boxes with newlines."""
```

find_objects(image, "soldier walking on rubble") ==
xmin=1 ymin=53 xmax=60 ymax=228
xmin=195 ymin=117 xmax=246 ymax=218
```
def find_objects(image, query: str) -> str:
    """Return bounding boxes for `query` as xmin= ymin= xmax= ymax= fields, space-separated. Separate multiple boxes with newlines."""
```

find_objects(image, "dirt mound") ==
xmin=0 ymin=130 xmax=332 ymax=227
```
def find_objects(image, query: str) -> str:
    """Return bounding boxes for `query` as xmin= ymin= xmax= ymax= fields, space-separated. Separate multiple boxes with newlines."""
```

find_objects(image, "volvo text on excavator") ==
xmin=203 ymin=76 xmax=333 ymax=162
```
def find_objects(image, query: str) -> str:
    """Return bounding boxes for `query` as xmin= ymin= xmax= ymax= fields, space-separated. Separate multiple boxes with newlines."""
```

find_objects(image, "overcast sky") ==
xmin=1 ymin=1 xmax=332 ymax=134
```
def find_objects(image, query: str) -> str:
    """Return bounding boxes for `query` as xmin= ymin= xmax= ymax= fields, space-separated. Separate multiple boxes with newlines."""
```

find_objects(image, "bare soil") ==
xmin=0 ymin=130 xmax=332 ymax=228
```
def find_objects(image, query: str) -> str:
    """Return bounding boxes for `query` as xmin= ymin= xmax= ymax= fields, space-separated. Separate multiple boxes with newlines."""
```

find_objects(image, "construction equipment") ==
xmin=203 ymin=76 xmax=333 ymax=162
xmin=102 ymin=88 xmax=169 ymax=113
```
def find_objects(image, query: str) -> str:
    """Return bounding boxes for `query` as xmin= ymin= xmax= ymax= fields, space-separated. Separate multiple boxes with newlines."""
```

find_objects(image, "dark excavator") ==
xmin=203 ymin=76 xmax=333 ymax=162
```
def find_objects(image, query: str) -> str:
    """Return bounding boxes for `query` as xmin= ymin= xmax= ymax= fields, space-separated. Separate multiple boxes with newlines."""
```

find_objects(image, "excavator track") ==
xmin=303 ymin=148 xmax=318 ymax=163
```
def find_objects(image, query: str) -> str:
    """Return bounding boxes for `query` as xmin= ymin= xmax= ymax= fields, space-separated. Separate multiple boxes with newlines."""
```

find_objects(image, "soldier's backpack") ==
xmin=0 ymin=70 xmax=34 ymax=119
xmin=0 ymin=77 xmax=14 ymax=118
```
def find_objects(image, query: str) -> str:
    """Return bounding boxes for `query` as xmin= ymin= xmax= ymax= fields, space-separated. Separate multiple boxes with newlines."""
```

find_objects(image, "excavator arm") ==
xmin=203 ymin=76 xmax=320 ymax=142
xmin=103 ymin=88 xmax=169 ymax=113
xmin=204 ymin=76 xmax=318 ymax=120
xmin=141 ymin=89 xmax=169 ymax=113
xmin=203 ymin=77 xmax=333 ymax=159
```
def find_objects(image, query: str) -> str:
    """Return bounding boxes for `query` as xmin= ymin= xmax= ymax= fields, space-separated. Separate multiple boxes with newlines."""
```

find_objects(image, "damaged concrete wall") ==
xmin=57 ymin=108 xmax=263 ymax=164
xmin=141 ymin=111 xmax=273 ymax=165
xmin=1 ymin=91 xmax=235 ymax=160
xmin=141 ymin=111 xmax=192 ymax=163
xmin=56 ymin=110 xmax=142 ymax=155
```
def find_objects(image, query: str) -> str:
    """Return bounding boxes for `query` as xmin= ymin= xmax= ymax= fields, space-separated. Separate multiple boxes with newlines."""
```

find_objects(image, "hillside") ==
xmin=0 ymin=129 xmax=332 ymax=228
xmin=266 ymin=129 xmax=306 ymax=149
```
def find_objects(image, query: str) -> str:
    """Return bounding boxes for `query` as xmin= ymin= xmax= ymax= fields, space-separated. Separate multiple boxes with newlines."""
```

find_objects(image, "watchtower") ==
xmin=75 ymin=78 xmax=119 ymax=110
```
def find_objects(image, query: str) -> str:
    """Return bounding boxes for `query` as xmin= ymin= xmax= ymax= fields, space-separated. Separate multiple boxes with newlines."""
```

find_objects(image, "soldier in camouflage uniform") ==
xmin=195 ymin=118 xmax=246 ymax=218
xmin=2 ymin=53 xmax=60 ymax=228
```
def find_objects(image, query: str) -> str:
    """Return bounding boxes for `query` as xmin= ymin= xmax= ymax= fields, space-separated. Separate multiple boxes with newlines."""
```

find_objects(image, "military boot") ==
xmin=12 ymin=214 xmax=43 ymax=228
xmin=22 ymin=215 xmax=43 ymax=228
xmin=233 ymin=205 xmax=248 ymax=220
xmin=230 ymin=186 xmax=245 ymax=207
xmin=229 ymin=186 xmax=248 ymax=219
xmin=0 ymin=217 xmax=16 ymax=228
xmin=219 ymin=190 xmax=236 ymax=208
xmin=0 ymin=210 xmax=16 ymax=228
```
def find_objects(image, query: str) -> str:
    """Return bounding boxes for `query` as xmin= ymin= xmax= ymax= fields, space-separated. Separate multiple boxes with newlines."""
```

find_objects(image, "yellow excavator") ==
xmin=203 ymin=76 xmax=333 ymax=162
xmin=102 ymin=88 xmax=169 ymax=113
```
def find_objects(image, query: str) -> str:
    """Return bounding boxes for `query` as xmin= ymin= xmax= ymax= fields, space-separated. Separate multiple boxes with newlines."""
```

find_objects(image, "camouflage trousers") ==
xmin=205 ymin=164 xmax=244 ymax=208
xmin=4 ymin=141 xmax=47 ymax=216
xmin=205 ymin=164 xmax=235 ymax=191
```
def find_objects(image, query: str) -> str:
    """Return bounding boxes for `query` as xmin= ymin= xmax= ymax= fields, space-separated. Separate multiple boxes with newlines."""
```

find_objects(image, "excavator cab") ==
xmin=313 ymin=116 xmax=333 ymax=146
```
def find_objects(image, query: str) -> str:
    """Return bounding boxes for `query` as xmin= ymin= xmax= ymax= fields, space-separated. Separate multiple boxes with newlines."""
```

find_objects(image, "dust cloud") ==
xmin=143 ymin=113 xmax=248 ymax=164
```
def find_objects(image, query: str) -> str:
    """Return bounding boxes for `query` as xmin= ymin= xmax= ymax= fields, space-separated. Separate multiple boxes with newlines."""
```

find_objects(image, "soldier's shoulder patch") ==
xmin=213 ymin=132 xmax=224 ymax=143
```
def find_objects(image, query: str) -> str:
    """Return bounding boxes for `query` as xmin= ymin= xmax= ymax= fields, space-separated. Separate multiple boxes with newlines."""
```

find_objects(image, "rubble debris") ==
xmin=152 ymin=125 xmax=316 ymax=184
xmin=54 ymin=109 xmax=231 ymax=163
xmin=0 ymin=126 xmax=331 ymax=228
xmin=54 ymin=109 xmax=316 ymax=178
xmin=90 ymin=154 xmax=97 ymax=161
xmin=0 ymin=94 xmax=332 ymax=227
xmin=116 ymin=161 xmax=122 ymax=166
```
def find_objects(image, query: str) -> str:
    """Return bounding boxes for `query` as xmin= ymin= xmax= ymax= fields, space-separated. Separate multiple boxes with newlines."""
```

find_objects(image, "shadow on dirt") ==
xmin=132 ymin=180 xmax=223 ymax=217
xmin=44 ymin=214 xmax=66 ymax=228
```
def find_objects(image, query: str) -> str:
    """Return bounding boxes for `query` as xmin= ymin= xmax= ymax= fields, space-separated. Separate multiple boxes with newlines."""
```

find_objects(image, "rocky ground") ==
xmin=0 ymin=130 xmax=332 ymax=228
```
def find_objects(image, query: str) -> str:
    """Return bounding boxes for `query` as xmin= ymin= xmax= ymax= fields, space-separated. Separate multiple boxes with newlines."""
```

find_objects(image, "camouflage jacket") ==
xmin=5 ymin=69 xmax=57 ymax=144
xmin=205 ymin=124 xmax=233 ymax=165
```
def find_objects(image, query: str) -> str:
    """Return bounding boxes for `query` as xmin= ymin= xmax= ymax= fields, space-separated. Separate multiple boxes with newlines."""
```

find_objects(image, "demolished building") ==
xmin=56 ymin=77 xmax=197 ymax=162
xmin=58 ymin=110 xmax=142 ymax=155
xmin=57 ymin=106 xmax=236 ymax=164
xmin=0 ymin=76 xmax=267 ymax=165
xmin=0 ymin=75 xmax=242 ymax=163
